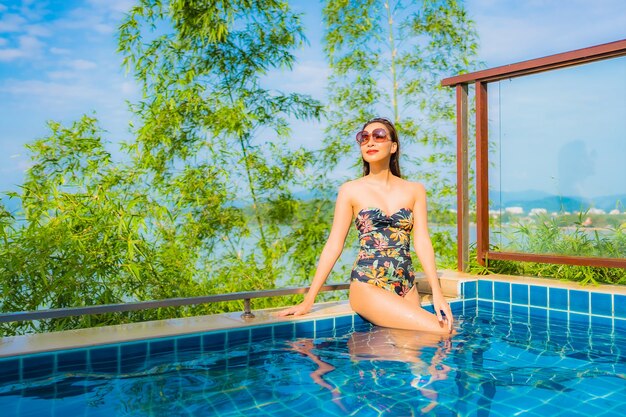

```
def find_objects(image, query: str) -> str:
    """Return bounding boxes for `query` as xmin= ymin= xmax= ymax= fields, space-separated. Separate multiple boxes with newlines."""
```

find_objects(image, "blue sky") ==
xmin=1 ymin=0 xmax=625 ymax=199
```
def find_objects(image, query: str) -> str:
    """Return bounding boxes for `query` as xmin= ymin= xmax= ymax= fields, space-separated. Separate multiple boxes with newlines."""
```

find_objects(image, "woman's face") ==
xmin=359 ymin=122 xmax=396 ymax=164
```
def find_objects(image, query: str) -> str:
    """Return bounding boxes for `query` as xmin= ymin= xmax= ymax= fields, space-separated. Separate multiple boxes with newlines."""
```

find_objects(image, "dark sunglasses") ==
xmin=355 ymin=128 xmax=390 ymax=145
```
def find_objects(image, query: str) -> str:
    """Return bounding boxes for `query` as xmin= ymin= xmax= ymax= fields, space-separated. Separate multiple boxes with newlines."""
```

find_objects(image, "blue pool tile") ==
xmin=121 ymin=342 xmax=147 ymax=373
xmin=569 ymin=290 xmax=589 ymax=314
xmin=251 ymin=325 xmax=273 ymax=342
xmin=272 ymin=322 xmax=294 ymax=339
xmin=569 ymin=312 xmax=589 ymax=326
xmin=493 ymin=301 xmax=510 ymax=314
xmin=568 ymin=332 xmax=591 ymax=352
xmin=22 ymin=354 xmax=54 ymax=380
xmin=295 ymin=320 xmax=315 ymax=337
xmin=591 ymin=315 xmax=612 ymax=330
xmin=477 ymin=280 xmax=493 ymax=299
xmin=615 ymin=318 xmax=626 ymax=332
xmin=463 ymin=299 xmax=477 ymax=314
xmin=150 ymin=338 xmax=175 ymax=355
xmin=121 ymin=342 xmax=147 ymax=360
xmin=614 ymin=295 xmax=626 ymax=318
xmin=463 ymin=281 xmax=477 ymax=299
xmin=227 ymin=329 xmax=250 ymax=347
xmin=511 ymin=284 xmax=529 ymax=305
xmin=477 ymin=300 xmax=493 ymax=312
xmin=549 ymin=288 xmax=568 ymax=310
xmin=549 ymin=309 xmax=568 ymax=325
xmin=315 ymin=318 xmax=335 ymax=337
xmin=353 ymin=315 xmax=372 ymax=331
xmin=334 ymin=315 xmax=353 ymax=330
xmin=450 ymin=300 xmax=464 ymax=315
xmin=591 ymin=293 xmax=612 ymax=316
xmin=203 ymin=332 xmax=226 ymax=351
xmin=57 ymin=349 xmax=88 ymax=372
xmin=512 ymin=304 xmax=529 ymax=319
xmin=0 ymin=358 xmax=19 ymax=383
xmin=90 ymin=346 xmax=119 ymax=373
xmin=529 ymin=285 xmax=547 ymax=307
xmin=529 ymin=307 xmax=548 ymax=323
xmin=494 ymin=281 xmax=510 ymax=302
xmin=177 ymin=335 xmax=201 ymax=353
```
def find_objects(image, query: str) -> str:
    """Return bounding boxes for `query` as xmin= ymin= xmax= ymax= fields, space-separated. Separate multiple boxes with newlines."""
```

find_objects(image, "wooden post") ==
xmin=456 ymin=84 xmax=470 ymax=271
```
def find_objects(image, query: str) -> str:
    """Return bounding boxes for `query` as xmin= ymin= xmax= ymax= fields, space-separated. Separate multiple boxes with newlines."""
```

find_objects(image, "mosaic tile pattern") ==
xmin=473 ymin=279 xmax=626 ymax=331
xmin=1 ymin=280 xmax=626 ymax=416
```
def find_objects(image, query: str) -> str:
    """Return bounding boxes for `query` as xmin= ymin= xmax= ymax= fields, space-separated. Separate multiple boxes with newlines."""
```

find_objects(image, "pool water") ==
xmin=1 ymin=305 xmax=626 ymax=417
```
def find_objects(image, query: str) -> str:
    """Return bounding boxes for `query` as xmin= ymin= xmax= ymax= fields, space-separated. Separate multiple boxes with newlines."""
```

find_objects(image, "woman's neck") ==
xmin=366 ymin=165 xmax=393 ymax=187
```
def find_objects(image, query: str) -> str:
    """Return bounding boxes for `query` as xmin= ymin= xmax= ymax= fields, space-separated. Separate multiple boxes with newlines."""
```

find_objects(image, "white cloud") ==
xmin=0 ymin=13 xmax=26 ymax=32
xmin=0 ymin=34 xmax=43 ymax=61
xmin=69 ymin=59 xmax=97 ymax=70
xmin=120 ymin=81 xmax=138 ymax=95
xmin=25 ymin=23 xmax=50 ymax=37
xmin=263 ymin=59 xmax=330 ymax=98
xmin=87 ymin=0 xmax=135 ymax=14
xmin=0 ymin=79 xmax=101 ymax=106
xmin=46 ymin=70 xmax=75 ymax=80
xmin=50 ymin=47 xmax=70 ymax=55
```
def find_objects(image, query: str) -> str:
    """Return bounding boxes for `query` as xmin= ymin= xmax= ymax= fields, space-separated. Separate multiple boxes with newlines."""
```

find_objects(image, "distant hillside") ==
xmin=489 ymin=190 xmax=626 ymax=213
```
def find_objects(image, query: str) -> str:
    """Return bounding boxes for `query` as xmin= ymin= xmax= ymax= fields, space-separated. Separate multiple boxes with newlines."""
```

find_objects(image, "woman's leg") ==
xmin=349 ymin=281 xmax=449 ymax=333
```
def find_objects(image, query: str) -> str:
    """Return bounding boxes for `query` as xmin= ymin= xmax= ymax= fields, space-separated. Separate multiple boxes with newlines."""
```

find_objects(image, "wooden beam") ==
xmin=442 ymin=39 xmax=626 ymax=86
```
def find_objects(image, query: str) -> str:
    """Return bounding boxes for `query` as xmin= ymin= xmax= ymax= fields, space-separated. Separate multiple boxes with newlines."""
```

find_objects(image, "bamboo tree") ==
xmin=322 ymin=0 xmax=479 ymax=266
xmin=118 ymin=0 xmax=323 ymax=291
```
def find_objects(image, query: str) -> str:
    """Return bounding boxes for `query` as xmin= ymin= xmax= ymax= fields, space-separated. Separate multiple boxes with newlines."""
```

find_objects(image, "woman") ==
xmin=278 ymin=117 xmax=453 ymax=333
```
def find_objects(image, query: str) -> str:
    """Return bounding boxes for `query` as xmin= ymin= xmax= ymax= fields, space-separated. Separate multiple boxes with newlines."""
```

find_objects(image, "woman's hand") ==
xmin=277 ymin=301 xmax=313 ymax=317
xmin=432 ymin=292 xmax=454 ymax=332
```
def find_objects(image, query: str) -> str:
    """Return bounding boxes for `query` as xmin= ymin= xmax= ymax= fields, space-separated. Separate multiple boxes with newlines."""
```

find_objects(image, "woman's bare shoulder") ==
xmin=339 ymin=178 xmax=367 ymax=194
xmin=398 ymin=178 xmax=426 ymax=194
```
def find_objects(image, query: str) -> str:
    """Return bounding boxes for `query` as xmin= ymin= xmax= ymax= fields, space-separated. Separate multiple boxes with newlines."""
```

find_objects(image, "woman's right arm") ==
xmin=277 ymin=184 xmax=354 ymax=316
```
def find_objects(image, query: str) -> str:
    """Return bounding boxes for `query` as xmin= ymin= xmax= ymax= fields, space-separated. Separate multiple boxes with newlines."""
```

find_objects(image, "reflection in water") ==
xmin=288 ymin=327 xmax=452 ymax=415
xmin=348 ymin=328 xmax=451 ymax=415
xmin=287 ymin=339 xmax=348 ymax=412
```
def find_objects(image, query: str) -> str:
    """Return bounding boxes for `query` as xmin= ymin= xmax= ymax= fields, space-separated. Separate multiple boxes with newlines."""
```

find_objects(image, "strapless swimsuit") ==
xmin=350 ymin=207 xmax=416 ymax=297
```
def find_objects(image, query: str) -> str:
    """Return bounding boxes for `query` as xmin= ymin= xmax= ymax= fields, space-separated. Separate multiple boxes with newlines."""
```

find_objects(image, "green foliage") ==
xmin=322 ymin=0 xmax=479 ymax=268
xmin=0 ymin=0 xmax=330 ymax=336
xmin=468 ymin=218 xmax=626 ymax=285
xmin=0 ymin=0 xmax=484 ymax=335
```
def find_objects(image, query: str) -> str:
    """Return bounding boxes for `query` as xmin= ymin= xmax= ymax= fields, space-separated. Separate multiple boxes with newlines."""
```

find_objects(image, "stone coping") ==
xmin=2 ymin=270 xmax=624 ymax=358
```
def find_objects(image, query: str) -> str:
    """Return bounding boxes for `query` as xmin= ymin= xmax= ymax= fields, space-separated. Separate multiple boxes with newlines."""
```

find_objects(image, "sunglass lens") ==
xmin=372 ymin=128 xmax=387 ymax=140
xmin=356 ymin=131 xmax=370 ymax=144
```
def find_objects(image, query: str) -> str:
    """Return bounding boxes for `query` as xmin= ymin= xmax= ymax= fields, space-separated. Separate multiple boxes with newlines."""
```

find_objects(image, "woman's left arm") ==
xmin=412 ymin=182 xmax=453 ymax=331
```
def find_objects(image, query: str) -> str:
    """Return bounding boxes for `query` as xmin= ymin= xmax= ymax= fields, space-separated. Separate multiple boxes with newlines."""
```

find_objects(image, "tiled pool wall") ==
xmin=2 ymin=277 xmax=626 ymax=386
xmin=462 ymin=279 xmax=626 ymax=331
xmin=0 ymin=299 xmax=465 ymax=386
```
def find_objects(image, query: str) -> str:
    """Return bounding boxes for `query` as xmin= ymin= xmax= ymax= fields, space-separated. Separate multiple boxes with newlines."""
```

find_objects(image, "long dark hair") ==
xmin=361 ymin=117 xmax=402 ymax=177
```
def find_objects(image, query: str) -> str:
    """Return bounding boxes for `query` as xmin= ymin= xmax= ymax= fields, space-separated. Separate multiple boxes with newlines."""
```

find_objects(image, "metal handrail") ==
xmin=0 ymin=284 xmax=350 ymax=323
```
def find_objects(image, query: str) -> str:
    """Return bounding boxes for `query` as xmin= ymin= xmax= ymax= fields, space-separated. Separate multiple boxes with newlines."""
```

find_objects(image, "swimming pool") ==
xmin=1 ymin=278 xmax=626 ymax=416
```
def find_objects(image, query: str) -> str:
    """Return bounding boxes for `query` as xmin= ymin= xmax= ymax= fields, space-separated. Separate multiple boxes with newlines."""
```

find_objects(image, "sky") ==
xmin=1 ymin=0 xmax=625 ymax=201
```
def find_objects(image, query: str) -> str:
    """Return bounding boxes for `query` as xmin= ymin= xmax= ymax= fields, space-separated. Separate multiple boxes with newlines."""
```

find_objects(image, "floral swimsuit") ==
xmin=350 ymin=207 xmax=416 ymax=297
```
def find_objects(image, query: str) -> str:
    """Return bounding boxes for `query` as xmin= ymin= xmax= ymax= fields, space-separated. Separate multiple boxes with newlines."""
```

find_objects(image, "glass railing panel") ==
xmin=488 ymin=56 xmax=626 ymax=258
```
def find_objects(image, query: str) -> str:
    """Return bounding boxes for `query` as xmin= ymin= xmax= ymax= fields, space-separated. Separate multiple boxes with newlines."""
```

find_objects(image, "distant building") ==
xmin=610 ymin=209 xmax=620 ymax=215
xmin=504 ymin=206 xmax=524 ymax=214
xmin=588 ymin=208 xmax=606 ymax=215
xmin=529 ymin=208 xmax=547 ymax=216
